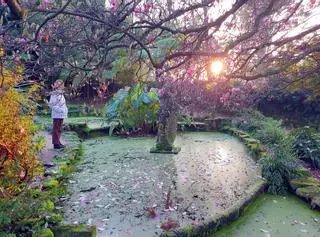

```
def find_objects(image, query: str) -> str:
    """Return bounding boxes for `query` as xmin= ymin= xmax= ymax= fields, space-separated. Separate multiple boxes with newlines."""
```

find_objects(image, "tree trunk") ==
xmin=7 ymin=0 xmax=25 ymax=20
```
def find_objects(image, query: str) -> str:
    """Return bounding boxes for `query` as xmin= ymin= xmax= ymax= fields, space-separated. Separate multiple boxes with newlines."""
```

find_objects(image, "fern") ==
xmin=290 ymin=127 xmax=320 ymax=169
xmin=261 ymin=143 xmax=298 ymax=195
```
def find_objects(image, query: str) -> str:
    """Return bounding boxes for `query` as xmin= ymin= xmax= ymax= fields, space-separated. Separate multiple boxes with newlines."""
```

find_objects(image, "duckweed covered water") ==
xmin=62 ymin=132 xmax=261 ymax=236
xmin=213 ymin=194 xmax=320 ymax=237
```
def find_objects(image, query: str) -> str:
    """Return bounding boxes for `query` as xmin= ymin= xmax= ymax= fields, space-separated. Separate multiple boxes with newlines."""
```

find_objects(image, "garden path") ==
xmin=39 ymin=130 xmax=66 ymax=166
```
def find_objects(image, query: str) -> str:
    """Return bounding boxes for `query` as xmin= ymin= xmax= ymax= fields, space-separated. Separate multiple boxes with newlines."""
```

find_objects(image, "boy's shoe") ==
xmin=54 ymin=144 xmax=65 ymax=149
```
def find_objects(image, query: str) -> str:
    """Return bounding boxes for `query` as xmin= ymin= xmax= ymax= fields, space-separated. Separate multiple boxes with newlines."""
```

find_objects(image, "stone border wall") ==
xmin=163 ymin=181 xmax=266 ymax=237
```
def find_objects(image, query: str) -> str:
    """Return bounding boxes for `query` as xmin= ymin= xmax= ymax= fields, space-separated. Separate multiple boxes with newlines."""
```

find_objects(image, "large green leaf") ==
xmin=105 ymin=84 xmax=159 ymax=130
xmin=155 ymin=36 xmax=178 ymax=50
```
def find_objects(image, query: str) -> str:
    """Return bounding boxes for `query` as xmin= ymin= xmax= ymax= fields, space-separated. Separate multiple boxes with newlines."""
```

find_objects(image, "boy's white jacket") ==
xmin=49 ymin=90 xmax=68 ymax=119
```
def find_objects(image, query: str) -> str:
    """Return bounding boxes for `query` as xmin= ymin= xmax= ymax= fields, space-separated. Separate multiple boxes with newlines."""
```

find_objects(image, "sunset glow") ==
xmin=210 ymin=60 xmax=224 ymax=75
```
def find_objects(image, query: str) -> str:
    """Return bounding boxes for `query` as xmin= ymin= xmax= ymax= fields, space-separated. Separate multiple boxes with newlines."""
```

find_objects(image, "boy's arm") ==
xmin=48 ymin=95 xmax=55 ymax=108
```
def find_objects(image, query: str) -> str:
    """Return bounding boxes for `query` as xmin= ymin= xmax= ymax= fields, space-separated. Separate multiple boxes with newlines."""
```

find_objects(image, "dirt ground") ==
xmin=61 ymin=132 xmax=262 ymax=237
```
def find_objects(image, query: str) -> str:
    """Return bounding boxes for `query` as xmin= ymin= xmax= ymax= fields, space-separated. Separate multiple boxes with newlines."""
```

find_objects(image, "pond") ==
xmin=61 ymin=132 xmax=262 ymax=236
xmin=213 ymin=194 xmax=320 ymax=237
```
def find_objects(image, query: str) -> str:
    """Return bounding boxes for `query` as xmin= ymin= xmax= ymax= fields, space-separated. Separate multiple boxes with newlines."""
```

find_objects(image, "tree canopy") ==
xmin=0 ymin=0 xmax=318 ymax=87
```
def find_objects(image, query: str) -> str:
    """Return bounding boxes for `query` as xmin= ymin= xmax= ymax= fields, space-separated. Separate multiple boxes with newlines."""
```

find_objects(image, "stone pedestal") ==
xmin=150 ymin=113 xmax=181 ymax=154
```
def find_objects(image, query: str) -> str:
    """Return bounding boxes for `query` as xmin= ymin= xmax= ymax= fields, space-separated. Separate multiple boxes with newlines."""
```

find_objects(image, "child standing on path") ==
xmin=48 ymin=80 xmax=68 ymax=149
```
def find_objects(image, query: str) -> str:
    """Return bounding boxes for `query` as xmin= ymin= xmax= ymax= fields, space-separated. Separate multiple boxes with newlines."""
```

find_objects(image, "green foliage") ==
xmin=235 ymin=111 xmax=301 ymax=194
xmin=0 ymin=193 xmax=45 ymax=229
xmin=290 ymin=127 xmax=320 ymax=169
xmin=139 ymin=36 xmax=179 ymax=63
xmin=236 ymin=111 xmax=266 ymax=133
xmin=0 ymin=233 xmax=16 ymax=237
xmin=43 ymin=179 xmax=59 ymax=190
xmin=0 ymin=140 xmax=83 ymax=235
xmin=236 ymin=111 xmax=284 ymax=146
xmin=261 ymin=142 xmax=298 ymax=195
xmin=32 ymin=228 xmax=54 ymax=237
xmin=254 ymin=117 xmax=284 ymax=145
xmin=39 ymin=200 xmax=55 ymax=212
xmin=179 ymin=115 xmax=194 ymax=126
xmin=105 ymin=84 xmax=159 ymax=133
xmin=105 ymin=87 xmax=130 ymax=119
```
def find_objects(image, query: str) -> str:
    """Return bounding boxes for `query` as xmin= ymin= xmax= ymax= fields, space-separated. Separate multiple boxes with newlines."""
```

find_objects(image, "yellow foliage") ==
xmin=0 ymin=67 xmax=44 ymax=198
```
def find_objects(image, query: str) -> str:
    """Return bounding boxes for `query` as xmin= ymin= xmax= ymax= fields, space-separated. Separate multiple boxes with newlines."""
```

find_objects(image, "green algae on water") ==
xmin=213 ymin=194 xmax=320 ymax=237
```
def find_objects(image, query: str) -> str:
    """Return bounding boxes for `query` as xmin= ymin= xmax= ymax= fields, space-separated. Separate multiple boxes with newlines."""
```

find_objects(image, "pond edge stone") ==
xmin=162 ymin=180 xmax=267 ymax=237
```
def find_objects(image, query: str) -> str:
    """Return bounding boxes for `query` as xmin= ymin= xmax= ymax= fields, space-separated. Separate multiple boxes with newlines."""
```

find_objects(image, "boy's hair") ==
xmin=52 ymin=80 xmax=64 ymax=90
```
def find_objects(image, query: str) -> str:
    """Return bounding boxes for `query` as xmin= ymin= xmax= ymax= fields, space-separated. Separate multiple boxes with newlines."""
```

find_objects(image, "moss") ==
xmin=32 ymin=228 xmax=54 ymax=237
xmin=178 ymin=122 xmax=207 ymax=132
xmin=56 ymin=163 xmax=76 ymax=181
xmin=53 ymin=225 xmax=96 ymax=237
xmin=179 ymin=226 xmax=197 ymax=235
xmin=150 ymin=145 xmax=181 ymax=154
xmin=155 ymin=141 xmax=173 ymax=151
xmin=43 ymin=179 xmax=59 ymax=190
xmin=239 ymin=134 xmax=250 ymax=139
xmin=54 ymin=145 xmax=83 ymax=182
xmin=296 ymin=168 xmax=311 ymax=177
xmin=44 ymin=184 xmax=66 ymax=199
xmin=238 ymin=131 xmax=248 ymax=137
xmin=48 ymin=213 xmax=63 ymax=223
xmin=221 ymin=127 xmax=264 ymax=158
xmin=247 ymin=143 xmax=262 ymax=153
xmin=231 ymin=130 xmax=240 ymax=136
xmin=296 ymin=186 xmax=320 ymax=201
xmin=215 ymin=206 xmax=240 ymax=227
xmin=40 ymin=200 xmax=55 ymax=212
xmin=243 ymin=138 xmax=260 ymax=144
xmin=289 ymin=177 xmax=320 ymax=190
xmin=76 ymin=143 xmax=84 ymax=157
xmin=259 ymin=151 xmax=268 ymax=158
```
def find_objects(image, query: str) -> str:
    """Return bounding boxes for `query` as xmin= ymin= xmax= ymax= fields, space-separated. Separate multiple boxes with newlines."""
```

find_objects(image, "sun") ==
xmin=210 ymin=60 xmax=224 ymax=75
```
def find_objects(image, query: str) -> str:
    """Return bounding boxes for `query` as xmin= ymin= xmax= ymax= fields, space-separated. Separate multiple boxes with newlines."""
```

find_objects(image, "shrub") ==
xmin=0 ymin=66 xmax=44 ymax=197
xmin=290 ymin=127 xmax=320 ymax=169
xmin=236 ymin=111 xmax=284 ymax=145
xmin=261 ymin=142 xmax=298 ymax=195
xmin=236 ymin=111 xmax=299 ymax=194
xmin=254 ymin=117 xmax=284 ymax=145
xmin=0 ymin=188 xmax=62 ymax=234
xmin=105 ymin=84 xmax=159 ymax=133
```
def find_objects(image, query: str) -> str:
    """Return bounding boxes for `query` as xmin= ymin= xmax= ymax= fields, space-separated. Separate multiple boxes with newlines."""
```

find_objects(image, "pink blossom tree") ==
xmin=2 ymin=0 xmax=319 ymax=152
